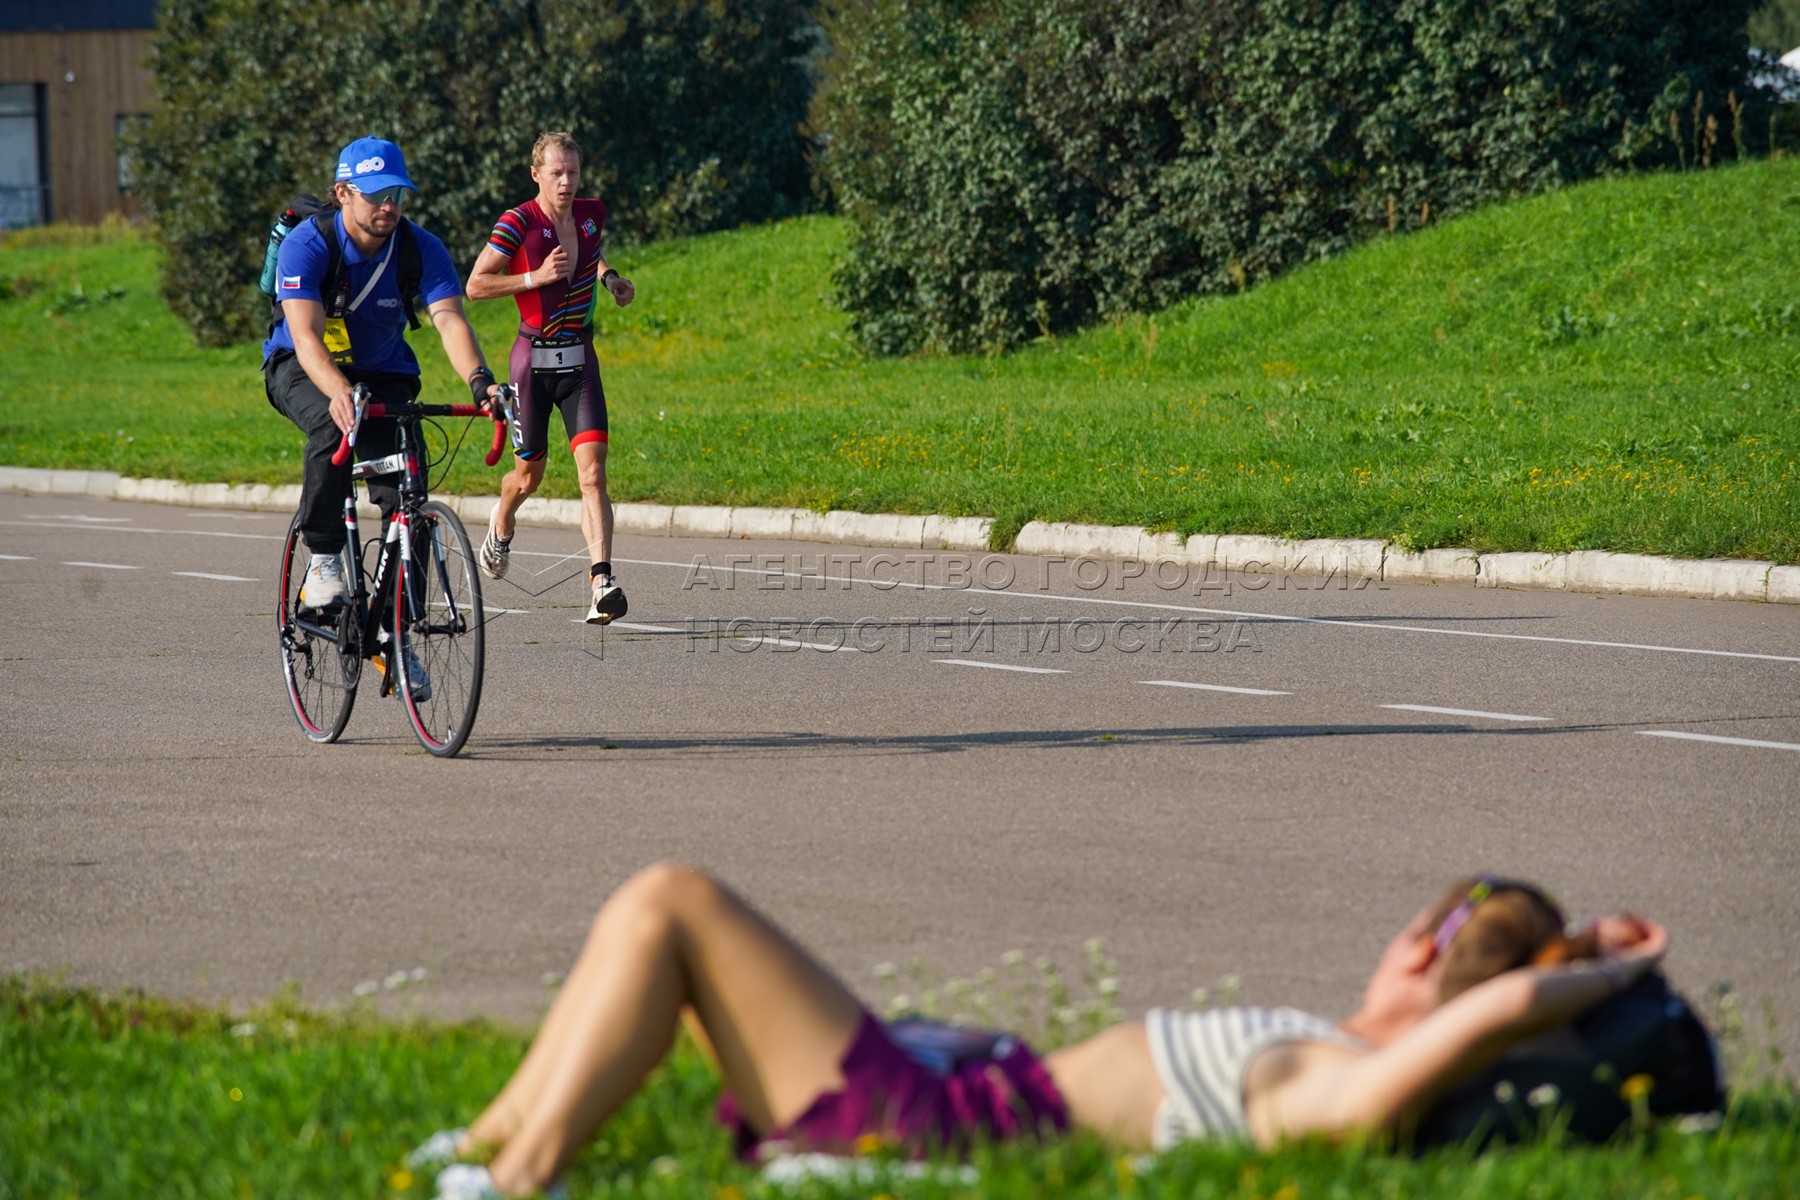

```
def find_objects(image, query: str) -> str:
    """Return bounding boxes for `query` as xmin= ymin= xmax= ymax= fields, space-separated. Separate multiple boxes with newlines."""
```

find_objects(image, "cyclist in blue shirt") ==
xmin=263 ymin=136 xmax=504 ymax=698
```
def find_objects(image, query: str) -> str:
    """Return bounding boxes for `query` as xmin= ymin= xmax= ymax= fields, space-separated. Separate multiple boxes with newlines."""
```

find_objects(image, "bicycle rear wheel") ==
xmin=278 ymin=513 xmax=361 ymax=742
xmin=394 ymin=500 xmax=484 ymax=757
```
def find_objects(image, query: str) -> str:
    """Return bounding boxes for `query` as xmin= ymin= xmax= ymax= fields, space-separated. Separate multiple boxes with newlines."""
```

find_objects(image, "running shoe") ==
xmin=374 ymin=640 xmax=432 ymax=702
xmin=299 ymin=553 xmax=347 ymax=608
xmin=405 ymin=1128 xmax=468 ymax=1171
xmin=434 ymin=1164 xmax=566 ymax=1200
xmin=479 ymin=509 xmax=511 ymax=580
xmin=587 ymin=575 xmax=627 ymax=625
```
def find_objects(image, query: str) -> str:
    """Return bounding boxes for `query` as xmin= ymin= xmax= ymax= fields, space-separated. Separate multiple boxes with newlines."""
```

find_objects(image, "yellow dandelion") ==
xmin=389 ymin=1169 xmax=415 ymax=1191
xmin=1273 ymin=1185 xmax=1302 ymax=1200
xmin=1620 ymin=1073 xmax=1655 ymax=1102
xmin=1115 ymin=1155 xmax=1137 ymax=1183
xmin=717 ymin=1187 xmax=746 ymax=1200
xmin=853 ymin=1132 xmax=887 ymax=1155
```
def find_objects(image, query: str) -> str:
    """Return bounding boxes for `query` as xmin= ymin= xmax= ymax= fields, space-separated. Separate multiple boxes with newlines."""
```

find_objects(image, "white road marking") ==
xmin=38 ymin=514 xmax=130 ymax=523
xmin=8 ymin=518 xmax=1791 ymax=664
xmin=1638 ymin=730 xmax=1800 ymax=752
xmin=1 ymin=519 xmax=278 ymax=543
xmin=174 ymin=571 xmax=256 ymax=582
xmin=0 ymin=553 xmax=33 ymax=560
xmin=63 ymin=561 xmax=138 ymax=570
xmin=587 ymin=619 xmax=863 ymax=653
xmin=1381 ymin=704 xmax=1550 ymax=722
xmin=1142 ymin=680 xmax=1291 ymax=696
xmin=616 ymin=555 xmax=1800 ymax=665
xmin=936 ymin=659 xmax=1067 ymax=675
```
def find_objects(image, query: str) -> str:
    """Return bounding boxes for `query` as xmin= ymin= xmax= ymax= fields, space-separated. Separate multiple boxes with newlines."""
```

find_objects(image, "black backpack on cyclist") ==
xmin=259 ymin=193 xmax=424 ymax=337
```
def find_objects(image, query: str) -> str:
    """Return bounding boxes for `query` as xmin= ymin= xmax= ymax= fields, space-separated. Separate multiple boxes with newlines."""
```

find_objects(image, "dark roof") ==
xmin=0 ymin=0 xmax=156 ymax=32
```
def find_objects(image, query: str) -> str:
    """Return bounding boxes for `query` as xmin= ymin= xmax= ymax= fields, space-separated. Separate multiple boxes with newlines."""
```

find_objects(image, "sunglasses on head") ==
xmin=1432 ymin=875 xmax=1556 ymax=954
xmin=350 ymin=184 xmax=411 ymax=209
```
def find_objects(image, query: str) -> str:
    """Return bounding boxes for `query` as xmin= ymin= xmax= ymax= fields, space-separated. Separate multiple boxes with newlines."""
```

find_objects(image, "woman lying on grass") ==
xmin=415 ymin=864 xmax=1667 ymax=1199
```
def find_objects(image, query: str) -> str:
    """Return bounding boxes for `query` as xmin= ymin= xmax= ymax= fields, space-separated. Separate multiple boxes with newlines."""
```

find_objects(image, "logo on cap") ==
xmin=356 ymin=157 xmax=386 ymax=174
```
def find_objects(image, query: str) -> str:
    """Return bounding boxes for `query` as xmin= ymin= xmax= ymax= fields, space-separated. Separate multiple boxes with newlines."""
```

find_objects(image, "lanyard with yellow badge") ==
xmin=323 ymin=232 xmax=397 ymax=365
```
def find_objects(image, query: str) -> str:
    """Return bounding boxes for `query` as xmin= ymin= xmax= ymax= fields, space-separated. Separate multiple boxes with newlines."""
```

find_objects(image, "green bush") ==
xmin=814 ymin=0 xmax=1775 ymax=355
xmin=126 ymin=0 xmax=819 ymax=347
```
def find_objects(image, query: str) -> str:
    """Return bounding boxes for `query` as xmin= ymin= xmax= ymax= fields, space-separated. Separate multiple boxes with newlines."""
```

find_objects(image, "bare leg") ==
xmin=572 ymin=439 xmax=611 ymax=568
xmin=476 ymin=864 xmax=864 ymax=1195
xmin=493 ymin=456 xmax=546 ymax=542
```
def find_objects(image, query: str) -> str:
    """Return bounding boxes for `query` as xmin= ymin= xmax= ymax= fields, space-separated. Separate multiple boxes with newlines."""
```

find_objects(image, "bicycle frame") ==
xmin=332 ymin=390 xmax=509 ymax=689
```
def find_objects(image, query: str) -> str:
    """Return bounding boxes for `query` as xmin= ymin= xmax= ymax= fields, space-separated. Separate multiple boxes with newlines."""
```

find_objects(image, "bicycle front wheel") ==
xmin=394 ymin=500 xmax=485 ymax=757
xmin=278 ymin=513 xmax=361 ymax=742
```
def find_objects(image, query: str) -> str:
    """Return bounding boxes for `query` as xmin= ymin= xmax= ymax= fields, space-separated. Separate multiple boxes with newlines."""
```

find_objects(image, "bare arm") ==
xmin=426 ymin=295 xmax=501 ymax=406
xmin=1265 ymin=918 xmax=1669 ymax=1141
xmin=465 ymin=244 xmax=545 ymax=301
xmin=283 ymin=297 xmax=357 ymax=434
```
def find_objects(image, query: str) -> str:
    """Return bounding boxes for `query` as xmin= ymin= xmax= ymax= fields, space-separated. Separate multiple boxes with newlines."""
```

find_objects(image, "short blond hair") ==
xmin=531 ymin=132 xmax=583 ymax=171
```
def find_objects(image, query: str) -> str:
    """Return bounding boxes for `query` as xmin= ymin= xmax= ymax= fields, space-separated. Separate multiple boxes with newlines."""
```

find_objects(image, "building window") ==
xmin=0 ymin=83 xmax=47 ymax=227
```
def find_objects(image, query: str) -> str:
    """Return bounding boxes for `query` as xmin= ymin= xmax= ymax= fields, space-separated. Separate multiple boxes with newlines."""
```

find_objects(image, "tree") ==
xmin=126 ymin=0 xmax=819 ymax=346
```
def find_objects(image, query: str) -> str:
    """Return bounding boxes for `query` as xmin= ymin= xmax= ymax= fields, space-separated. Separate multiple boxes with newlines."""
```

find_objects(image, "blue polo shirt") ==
xmin=262 ymin=211 xmax=463 ymax=374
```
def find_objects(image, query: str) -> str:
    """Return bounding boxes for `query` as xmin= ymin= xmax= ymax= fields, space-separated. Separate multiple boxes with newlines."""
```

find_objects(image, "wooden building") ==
xmin=0 ymin=1 xmax=157 ymax=227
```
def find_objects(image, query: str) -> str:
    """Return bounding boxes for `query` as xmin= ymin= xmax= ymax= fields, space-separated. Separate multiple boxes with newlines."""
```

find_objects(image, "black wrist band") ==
xmin=601 ymin=269 xmax=621 ymax=287
xmin=468 ymin=366 xmax=495 ymax=402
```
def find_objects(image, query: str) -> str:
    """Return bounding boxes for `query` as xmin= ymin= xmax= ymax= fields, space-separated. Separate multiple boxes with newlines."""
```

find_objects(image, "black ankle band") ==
xmin=591 ymin=561 xmax=611 ymax=579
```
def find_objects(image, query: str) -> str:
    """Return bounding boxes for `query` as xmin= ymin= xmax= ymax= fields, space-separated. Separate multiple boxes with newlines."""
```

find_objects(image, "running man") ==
xmin=465 ymin=131 xmax=635 ymax=625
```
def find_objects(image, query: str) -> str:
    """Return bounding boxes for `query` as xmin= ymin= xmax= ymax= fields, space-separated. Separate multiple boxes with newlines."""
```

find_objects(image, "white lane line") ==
xmin=0 ymin=553 xmax=34 ymax=560
xmin=173 ymin=571 xmax=256 ymax=582
xmin=1381 ymin=704 xmax=1550 ymax=722
xmin=1638 ymin=730 xmax=1800 ymax=752
xmin=63 ymin=560 xmax=139 ymax=570
xmin=1142 ymin=680 xmax=1291 ymax=696
xmin=36 ymin=514 xmax=130 ymax=523
xmin=1 ymin=519 xmax=279 ymax=543
xmin=936 ymin=659 xmax=1067 ymax=675
xmin=612 ymin=554 xmax=1800 ymax=665
xmin=587 ymin=619 xmax=863 ymax=653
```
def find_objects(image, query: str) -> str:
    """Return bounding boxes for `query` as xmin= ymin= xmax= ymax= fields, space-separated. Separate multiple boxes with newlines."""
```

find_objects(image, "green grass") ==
xmin=2 ymin=160 xmax=1796 ymax=561
xmin=4 ymin=976 xmax=1798 ymax=1199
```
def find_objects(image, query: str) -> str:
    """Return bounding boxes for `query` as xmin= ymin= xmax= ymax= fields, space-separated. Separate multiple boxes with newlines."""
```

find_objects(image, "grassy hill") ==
xmin=2 ymin=159 xmax=1795 ymax=561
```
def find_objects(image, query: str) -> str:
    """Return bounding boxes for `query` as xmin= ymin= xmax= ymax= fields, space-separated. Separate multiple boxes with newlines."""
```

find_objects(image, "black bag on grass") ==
xmin=1414 ymin=973 xmax=1724 ymax=1149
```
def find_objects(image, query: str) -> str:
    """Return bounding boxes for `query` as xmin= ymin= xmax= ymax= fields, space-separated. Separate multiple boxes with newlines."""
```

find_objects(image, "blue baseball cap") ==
xmin=335 ymin=137 xmax=416 ymax=193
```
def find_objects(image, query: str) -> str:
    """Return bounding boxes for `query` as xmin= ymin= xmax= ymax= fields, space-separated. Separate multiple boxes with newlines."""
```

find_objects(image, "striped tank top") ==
xmin=1145 ymin=1006 xmax=1363 ymax=1147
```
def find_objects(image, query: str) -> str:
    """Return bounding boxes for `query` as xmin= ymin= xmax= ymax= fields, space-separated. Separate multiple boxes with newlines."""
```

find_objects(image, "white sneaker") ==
xmin=375 ymin=639 xmax=432 ymax=702
xmin=405 ymin=1127 xmax=468 ymax=1170
xmin=479 ymin=511 xmax=511 ymax=580
xmin=300 ymin=553 xmax=347 ymax=608
xmin=586 ymin=575 xmax=627 ymax=625
xmin=434 ymin=1163 xmax=566 ymax=1200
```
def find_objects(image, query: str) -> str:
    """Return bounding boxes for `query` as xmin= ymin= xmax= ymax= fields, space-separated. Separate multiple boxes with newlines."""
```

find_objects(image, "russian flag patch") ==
xmin=280 ymin=275 xmax=302 ymax=290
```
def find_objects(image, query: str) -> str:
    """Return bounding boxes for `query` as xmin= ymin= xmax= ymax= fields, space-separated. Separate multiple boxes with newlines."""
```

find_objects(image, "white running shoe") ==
xmin=405 ymin=1127 xmax=468 ymax=1170
xmin=479 ymin=510 xmax=511 ymax=580
xmin=434 ymin=1163 xmax=566 ymax=1200
xmin=299 ymin=553 xmax=347 ymax=608
xmin=375 ymin=640 xmax=432 ymax=702
xmin=586 ymin=575 xmax=628 ymax=625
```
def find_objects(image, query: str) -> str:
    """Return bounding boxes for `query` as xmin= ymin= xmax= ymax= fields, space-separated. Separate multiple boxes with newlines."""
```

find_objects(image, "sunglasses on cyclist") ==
xmin=350 ymin=184 xmax=412 ymax=210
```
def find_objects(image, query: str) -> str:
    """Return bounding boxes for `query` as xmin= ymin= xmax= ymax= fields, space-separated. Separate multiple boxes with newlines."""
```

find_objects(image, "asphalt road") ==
xmin=2 ymin=491 xmax=1796 ymax=1072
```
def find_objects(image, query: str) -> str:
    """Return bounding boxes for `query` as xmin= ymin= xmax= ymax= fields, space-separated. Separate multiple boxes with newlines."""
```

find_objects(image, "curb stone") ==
xmin=1 ymin=466 xmax=1790 ymax=605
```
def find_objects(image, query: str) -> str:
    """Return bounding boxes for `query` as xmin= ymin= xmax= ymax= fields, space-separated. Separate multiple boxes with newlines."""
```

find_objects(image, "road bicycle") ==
xmin=277 ymin=383 xmax=514 ymax=757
